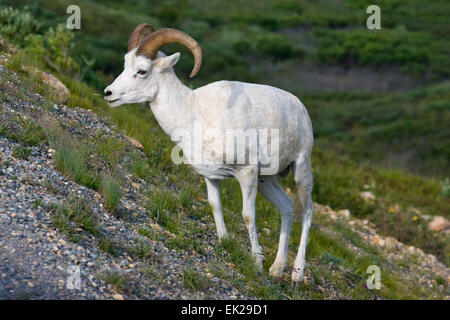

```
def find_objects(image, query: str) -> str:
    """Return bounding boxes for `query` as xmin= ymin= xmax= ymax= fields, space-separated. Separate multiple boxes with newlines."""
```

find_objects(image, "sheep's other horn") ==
xmin=136 ymin=28 xmax=202 ymax=78
xmin=128 ymin=23 xmax=155 ymax=52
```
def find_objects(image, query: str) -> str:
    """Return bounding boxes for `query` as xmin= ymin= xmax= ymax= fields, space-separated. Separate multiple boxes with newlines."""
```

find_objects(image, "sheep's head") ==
xmin=104 ymin=24 xmax=202 ymax=107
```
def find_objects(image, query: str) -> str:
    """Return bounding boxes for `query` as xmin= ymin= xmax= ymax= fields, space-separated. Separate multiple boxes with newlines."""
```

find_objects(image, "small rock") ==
xmin=360 ymin=191 xmax=375 ymax=201
xmin=112 ymin=293 xmax=124 ymax=300
xmin=337 ymin=209 xmax=350 ymax=218
xmin=372 ymin=236 xmax=386 ymax=247
xmin=123 ymin=135 xmax=144 ymax=150
xmin=40 ymin=72 xmax=70 ymax=104
xmin=385 ymin=237 xmax=398 ymax=249
xmin=428 ymin=216 xmax=450 ymax=232
xmin=150 ymin=223 xmax=162 ymax=232
xmin=388 ymin=204 xmax=400 ymax=213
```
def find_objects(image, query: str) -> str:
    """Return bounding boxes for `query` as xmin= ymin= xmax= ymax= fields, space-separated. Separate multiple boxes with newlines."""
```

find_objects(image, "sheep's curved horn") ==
xmin=128 ymin=23 xmax=155 ymax=52
xmin=136 ymin=28 xmax=202 ymax=78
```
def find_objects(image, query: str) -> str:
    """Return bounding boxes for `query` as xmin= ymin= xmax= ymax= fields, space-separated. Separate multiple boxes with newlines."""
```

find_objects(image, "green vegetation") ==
xmin=49 ymin=197 xmax=99 ymax=242
xmin=0 ymin=5 xmax=40 ymax=46
xmin=218 ymin=237 xmax=260 ymax=282
xmin=101 ymin=176 xmax=122 ymax=215
xmin=0 ymin=109 xmax=47 ymax=147
xmin=182 ymin=267 xmax=209 ymax=292
xmin=99 ymin=270 xmax=131 ymax=293
xmin=12 ymin=145 xmax=32 ymax=159
xmin=126 ymin=239 xmax=154 ymax=261
xmin=49 ymin=126 xmax=101 ymax=190
xmin=316 ymin=29 xmax=448 ymax=79
xmin=306 ymin=83 xmax=450 ymax=177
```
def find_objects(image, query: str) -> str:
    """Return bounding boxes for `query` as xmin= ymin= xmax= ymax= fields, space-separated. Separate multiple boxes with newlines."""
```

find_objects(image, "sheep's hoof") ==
xmin=269 ymin=263 xmax=284 ymax=279
xmin=291 ymin=267 xmax=305 ymax=285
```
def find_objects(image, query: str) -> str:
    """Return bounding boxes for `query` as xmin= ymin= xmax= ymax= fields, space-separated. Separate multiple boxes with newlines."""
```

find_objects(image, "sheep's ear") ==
xmin=155 ymin=52 xmax=180 ymax=70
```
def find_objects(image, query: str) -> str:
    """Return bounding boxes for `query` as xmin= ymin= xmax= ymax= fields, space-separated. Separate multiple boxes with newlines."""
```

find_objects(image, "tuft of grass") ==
xmin=95 ymin=135 xmax=126 ymax=168
xmin=182 ymin=267 xmax=209 ymax=292
xmin=12 ymin=145 xmax=32 ymax=159
xmin=101 ymin=175 xmax=122 ymax=215
xmin=434 ymin=275 xmax=446 ymax=286
xmin=97 ymin=237 xmax=120 ymax=257
xmin=48 ymin=126 xmax=101 ymax=190
xmin=126 ymin=153 xmax=150 ymax=180
xmin=146 ymin=190 xmax=179 ymax=232
xmin=0 ymin=112 xmax=47 ymax=148
xmin=42 ymin=178 xmax=59 ymax=194
xmin=49 ymin=197 xmax=99 ymax=243
xmin=32 ymin=198 xmax=43 ymax=209
xmin=99 ymin=270 xmax=128 ymax=292
xmin=218 ymin=237 xmax=260 ymax=282
xmin=125 ymin=239 xmax=153 ymax=261
xmin=18 ymin=117 xmax=47 ymax=147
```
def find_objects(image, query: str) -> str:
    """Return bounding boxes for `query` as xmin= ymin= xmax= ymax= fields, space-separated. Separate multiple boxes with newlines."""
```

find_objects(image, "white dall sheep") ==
xmin=104 ymin=24 xmax=314 ymax=283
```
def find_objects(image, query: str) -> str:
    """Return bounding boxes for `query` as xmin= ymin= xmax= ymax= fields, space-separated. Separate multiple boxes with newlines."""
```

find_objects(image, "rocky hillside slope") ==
xmin=0 ymin=64 xmax=449 ymax=299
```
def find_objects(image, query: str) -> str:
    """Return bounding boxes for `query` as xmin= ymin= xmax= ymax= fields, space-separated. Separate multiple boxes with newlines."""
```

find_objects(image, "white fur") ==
xmin=105 ymin=49 xmax=314 ymax=283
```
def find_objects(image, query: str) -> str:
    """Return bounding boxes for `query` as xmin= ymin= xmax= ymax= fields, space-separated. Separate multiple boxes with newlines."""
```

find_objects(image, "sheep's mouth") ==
xmin=106 ymin=98 xmax=120 ymax=103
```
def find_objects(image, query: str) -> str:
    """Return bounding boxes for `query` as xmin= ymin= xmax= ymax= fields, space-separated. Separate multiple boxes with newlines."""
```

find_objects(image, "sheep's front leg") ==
xmin=237 ymin=166 xmax=264 ymax=272
xmin=205 ymin=178 xmax=228 ymax=240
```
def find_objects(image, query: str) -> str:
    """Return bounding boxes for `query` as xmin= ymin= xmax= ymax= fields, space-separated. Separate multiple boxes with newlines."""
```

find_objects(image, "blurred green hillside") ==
xmin=0 ymin=1 xmax=449 ymax=297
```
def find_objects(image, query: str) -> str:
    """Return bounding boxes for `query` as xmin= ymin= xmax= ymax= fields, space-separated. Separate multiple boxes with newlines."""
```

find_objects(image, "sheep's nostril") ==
xmin=104 ymin=90 xmax=112 ymax=97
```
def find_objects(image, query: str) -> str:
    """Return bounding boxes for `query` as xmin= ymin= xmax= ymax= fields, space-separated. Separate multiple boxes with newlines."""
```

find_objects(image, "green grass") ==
xmin=217 ymin=237 xmax=260 ymax=282
xmin=97 ymin=237 xmax=120 ymax=257
xmin=99 ymin=270 xmax=129 ymax=293
xmin=42 ymin=178 xmax=59 ymax=194
xmin=49 ymin=197 xmax=99 ymax=243
xmin=101 ymin=176 xmax=122 ymax=215
xmin=125 ymin=239 xmax=154 ymax=261
xmin=0 ymin=106 xmax=47 ymax=148
xmin=146 ymin=190 xmax=180 ymax=232
xmin=95 ymin=135 xmax=126 ymax=169
xmin=182 ymin=267 xmax=209 ymax=292
xmin=49 ymin=127 xmax=101 ymax=190
xmin=12 ymin=145 xmax=32 ymax=159
xmin=32 ymin=198 xmax=43 ymax=209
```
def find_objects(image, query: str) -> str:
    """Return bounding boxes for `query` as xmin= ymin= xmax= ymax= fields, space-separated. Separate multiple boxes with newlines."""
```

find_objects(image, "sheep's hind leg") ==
xmin=292 ymin=152 xmax=314 ymax=284
xmin=236 ymin=165 xmax=264 ymax=272
xmin=205 ymin=178 xmax=228 ymax=240
xmin=258 ymin=176 xmax=294 ymax=279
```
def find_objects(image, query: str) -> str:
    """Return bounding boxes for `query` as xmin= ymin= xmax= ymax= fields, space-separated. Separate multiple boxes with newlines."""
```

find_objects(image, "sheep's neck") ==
xmin=150 ymin=70 xmax=194 ymax=137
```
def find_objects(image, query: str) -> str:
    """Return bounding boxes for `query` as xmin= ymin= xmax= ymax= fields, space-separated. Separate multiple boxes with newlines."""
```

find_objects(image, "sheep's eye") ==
xmin=137 ymin=69 xmax=147 ymax=75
